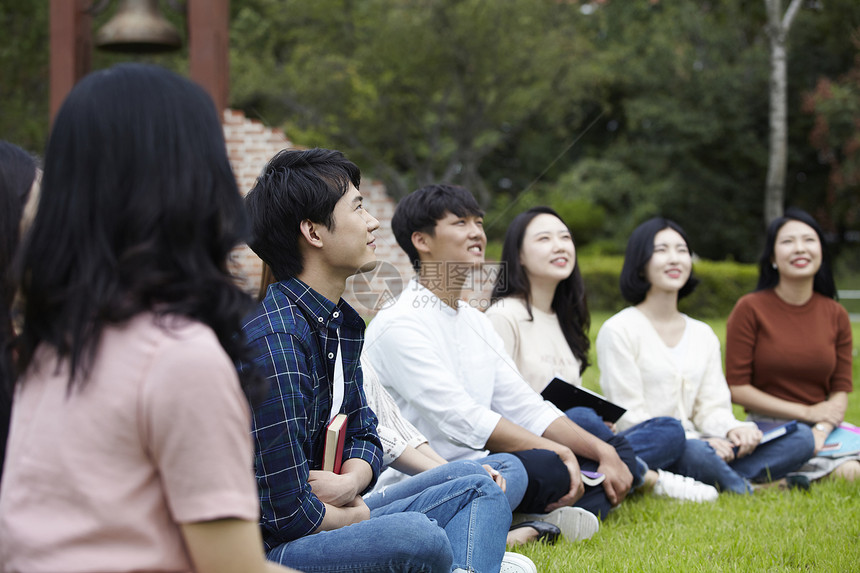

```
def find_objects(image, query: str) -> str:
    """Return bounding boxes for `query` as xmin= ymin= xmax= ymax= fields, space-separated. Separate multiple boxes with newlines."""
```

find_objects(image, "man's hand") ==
xmin=704 ymin=437 xmax=736 ymax=462
xmin=596 ymin=449 xmax=633 ymax=506
xmin=308 ymin=470 xmax=360 ymax=507
xmin=341 ymin=495 xmax=371 ymax=523
xmin=543 ymin=448 xmax=583 ymax=513
xmin=313 ymin=495 xmax=370 ymax=532
xmin=727 ymin=426 xmax=762 ymax=459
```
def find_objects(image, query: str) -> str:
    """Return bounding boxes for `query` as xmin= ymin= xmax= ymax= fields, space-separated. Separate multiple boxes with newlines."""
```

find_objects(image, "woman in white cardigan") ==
xmin=486 ymin=207 xmax=717 ymax=503
xmin=597 ymin=217 xmax=814 ymax=494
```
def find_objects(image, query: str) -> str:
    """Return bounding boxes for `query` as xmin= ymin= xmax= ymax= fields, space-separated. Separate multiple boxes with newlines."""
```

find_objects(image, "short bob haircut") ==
xmin=756 ymin=207 xmax=837 ymax=298
xmin=245 ymin=148 xmax=360 ymax=281
xmin=620 ymin=217 xmax=700 ymax=304
xmin=392 ymin=183 xmax=484 ymax=271
xmin=16 ymin=63 xmax=261 ymax=399
xmin=491 ymin=206 xmax=591 ymax=374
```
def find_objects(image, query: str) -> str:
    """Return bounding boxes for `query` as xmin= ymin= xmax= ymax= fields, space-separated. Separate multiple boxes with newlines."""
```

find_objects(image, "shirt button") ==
xmin=327 ymin=352 xmax=334 ymax=359
xmin=317 ymin=316 xmax=324 ymax=323
xmin=333 ymin=311 xmax=340 ymax=318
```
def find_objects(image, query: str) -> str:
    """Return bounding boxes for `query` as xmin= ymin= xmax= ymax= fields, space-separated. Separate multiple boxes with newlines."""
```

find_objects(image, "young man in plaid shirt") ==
xmin=241 ymin=148 xmax=526 ymax=573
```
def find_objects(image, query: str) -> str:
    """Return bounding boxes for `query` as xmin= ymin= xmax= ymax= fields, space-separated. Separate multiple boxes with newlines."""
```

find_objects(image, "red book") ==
xmin=322 ymin=413 xmax=348 ymax=473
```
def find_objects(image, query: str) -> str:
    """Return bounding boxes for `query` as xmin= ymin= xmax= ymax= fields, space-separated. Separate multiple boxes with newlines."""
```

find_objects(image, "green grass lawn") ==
xmin=520 ymin=312 xmax=860 ymax=572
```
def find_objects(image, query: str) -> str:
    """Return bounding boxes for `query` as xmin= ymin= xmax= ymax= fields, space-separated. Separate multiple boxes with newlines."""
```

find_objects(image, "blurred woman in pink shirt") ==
xmin=0 ymin=64 xmax=297 ymax=573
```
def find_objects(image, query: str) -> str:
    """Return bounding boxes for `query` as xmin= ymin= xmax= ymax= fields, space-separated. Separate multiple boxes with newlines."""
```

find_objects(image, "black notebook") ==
xmin=540 ymin=378 xmax=627 ymax=423
xmin=754 ymin=420 xmax=798 ymax=445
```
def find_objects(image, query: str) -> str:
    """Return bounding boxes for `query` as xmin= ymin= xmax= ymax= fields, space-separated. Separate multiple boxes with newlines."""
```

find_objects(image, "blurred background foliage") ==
xmin=578 ymin=255 xmax=759 ymax=318
xmin=3 ymin=0 xmax=860 ymax=269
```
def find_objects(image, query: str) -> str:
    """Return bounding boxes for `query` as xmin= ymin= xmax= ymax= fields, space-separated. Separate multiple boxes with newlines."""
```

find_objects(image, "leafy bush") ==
xmin=484 ymin=190 xmax=606 ymax=245
xmin=682 ymin=259 xmax=760 ymax=318
xmin=579 ymin=255 xmax=758 ymax=318
xmin=578 ymin=255 xmax=627 ymax=314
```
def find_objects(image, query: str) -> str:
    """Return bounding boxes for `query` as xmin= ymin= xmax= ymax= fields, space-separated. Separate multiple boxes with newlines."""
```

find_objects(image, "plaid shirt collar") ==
xmin=276 ymin=277 xmax=363 ymax=334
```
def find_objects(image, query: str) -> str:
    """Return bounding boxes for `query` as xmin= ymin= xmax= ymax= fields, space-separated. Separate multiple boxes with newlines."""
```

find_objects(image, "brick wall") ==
xmin=223 ymin=108 xmax=415 ymax=316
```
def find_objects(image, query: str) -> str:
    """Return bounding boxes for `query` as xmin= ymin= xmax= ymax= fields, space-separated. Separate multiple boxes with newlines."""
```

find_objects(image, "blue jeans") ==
xmin=511 ymin=438 xmax=637 ymax=520
xmin=476 ymin=453 xmax=528 ymax=510
xmin=669 ymin=424 xmax=815 ymax=494
xmin=366 ymin=454 xmax=526 ymax=509
xmin=266 ymin=511 xmax=453 ymax=572
xmin=367 ymin=466 xmax=511 ymax=573
xmin=566 ymin=407 xmax=686 ymax=485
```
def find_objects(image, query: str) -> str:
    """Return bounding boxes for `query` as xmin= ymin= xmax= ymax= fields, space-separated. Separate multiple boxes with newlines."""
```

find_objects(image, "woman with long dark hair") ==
xmin=597 ymin=217 xmax=814 ymax=494
xmin=487 ymin=207 xmax=717 ymax=502
xmin=0 ymin=140 xmax=38 ymax=486
xmin=0 ymin=64 xmax=296 ymax=573
xmin=726 ymin=208 xmax=859 ymax=481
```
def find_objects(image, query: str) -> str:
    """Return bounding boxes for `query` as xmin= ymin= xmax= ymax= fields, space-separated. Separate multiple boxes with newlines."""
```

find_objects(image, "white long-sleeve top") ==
xmin=360 ymin=355 xmax=428 ymax=467
xmin=364 ymin=280 xmax=563 ymax=471
xmin=596 ymin=307 xmax=753 ymax=439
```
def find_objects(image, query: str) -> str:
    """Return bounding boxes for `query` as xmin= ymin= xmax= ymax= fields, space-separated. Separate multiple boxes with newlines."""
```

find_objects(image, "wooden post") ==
xmin=50 ymin=0 xmax=92 ymax=122
xmin=188 ymin=0 xmax=230 ymax=116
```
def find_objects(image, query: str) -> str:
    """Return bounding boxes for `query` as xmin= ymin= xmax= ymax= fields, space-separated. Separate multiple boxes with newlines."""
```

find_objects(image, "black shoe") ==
xmin=509 ymin=520 xmax=561 ymax=545
xmin=784 ymin=475 xmax=810 ymax=491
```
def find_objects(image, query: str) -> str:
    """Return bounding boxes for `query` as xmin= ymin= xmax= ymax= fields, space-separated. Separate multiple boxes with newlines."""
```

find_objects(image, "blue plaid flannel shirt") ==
xmin=241 ymin=278 xmax=382 ymax=549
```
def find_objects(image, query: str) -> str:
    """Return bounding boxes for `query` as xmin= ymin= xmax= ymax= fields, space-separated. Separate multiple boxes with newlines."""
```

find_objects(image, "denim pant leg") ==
xmin=365 ymin=459 xmax=490 ymax=510
xmin=668 ymin=438 xmax=752 ymax=494
xmin=267 ymin=512 xmax=453 ymax=573
xmin=509 ymin=449 xmax=572 ymax=514
xmin=730 ymin=423 xmax=815 ymax=482
xmin=365 ymin=455 xmax=526 ymax=514
xmin=565 ymin=407 xmax=615 ymax=440
xmin=369 ymin=474 xmax=510 ymax=573
xmin=575 ymin=434 xmax=639 ymax=518
xmin=566 ymin=407 xmax=647 ymax=488
xmin=477 ymin=452 xmax=528 ymax=511
xmin=617 ymin=416 xmax=687 ymax=470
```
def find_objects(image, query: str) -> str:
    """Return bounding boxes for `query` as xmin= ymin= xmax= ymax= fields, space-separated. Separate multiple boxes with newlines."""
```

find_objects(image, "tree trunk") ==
xmin=764 ymin=26 xmax=788 ymax=226
xmin=763 ymin=0 xmax=804 ymax=227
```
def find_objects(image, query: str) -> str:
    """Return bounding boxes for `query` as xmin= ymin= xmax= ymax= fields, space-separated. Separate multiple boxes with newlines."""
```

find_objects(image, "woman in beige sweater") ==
xmin=487 ymin=207 xmax=717 ymax=502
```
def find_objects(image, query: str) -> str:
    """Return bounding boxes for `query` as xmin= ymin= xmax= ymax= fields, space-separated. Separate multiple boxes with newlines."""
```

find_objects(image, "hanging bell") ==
xmin=95 ymin=0 xmax=182 ymax=53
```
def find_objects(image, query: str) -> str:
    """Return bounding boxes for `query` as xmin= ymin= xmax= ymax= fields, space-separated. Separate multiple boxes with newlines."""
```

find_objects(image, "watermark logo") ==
xmin=348 ymin=261 xmax=406 ymax=313
xmin=347 ymin=261 xmax=508 ymax=313
xmin=416 ymin=262 xmax=506 ymax=294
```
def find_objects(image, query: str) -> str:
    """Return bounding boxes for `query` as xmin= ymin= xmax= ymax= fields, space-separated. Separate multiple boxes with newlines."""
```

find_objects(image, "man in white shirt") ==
xmin=364 ymin=184 xmax=636 ymax=523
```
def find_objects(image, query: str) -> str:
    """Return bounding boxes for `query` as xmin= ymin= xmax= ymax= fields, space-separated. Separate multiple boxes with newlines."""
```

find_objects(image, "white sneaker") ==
xmin=653 ymin=469 xmax=719 ymax=502
xmin=511 ymin=506 xmax=599 ymax=542
xmin=500 ymin=551 xmax=538 ymax=573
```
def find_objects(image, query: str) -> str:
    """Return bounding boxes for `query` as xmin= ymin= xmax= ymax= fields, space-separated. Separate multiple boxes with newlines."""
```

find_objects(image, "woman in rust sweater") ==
xmin=726 ymin=208 xmax=859 ymax=481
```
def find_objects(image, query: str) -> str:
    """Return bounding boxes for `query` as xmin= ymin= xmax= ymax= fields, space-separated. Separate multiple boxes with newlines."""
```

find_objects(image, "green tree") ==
xmin=515 ymin=1 xmax=860 ymax=261
xmin=0 ymin=2 xmax=50 ymax=154
xmin=534 ymin=1 xmax=771 ymax=259
xmin=0 ymin=1 xmax=190 ymax=156
xmin=781 ymin=1 xmax=860 ymax=255
xmin=803 ymin=30 xmax=860 ymax=242
xmin=230 ymin=0 xmax=604 ymax=201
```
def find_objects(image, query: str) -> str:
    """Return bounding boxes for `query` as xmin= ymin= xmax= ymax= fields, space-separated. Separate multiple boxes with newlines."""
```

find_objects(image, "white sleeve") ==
xmin=376 ymin=425 xmax=408 ymax=468
xmin=361 ymin=356 xmax=428 ymax=464
xmin=485 ymin=323 xmax=563 ymax=436
xmin=596 ymin=320 xmax=653 ymax=431
xmin=689 ymin=328 xmax=753 ymax=438
xmin=366 ymin=320 xmax=502 ymax=451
